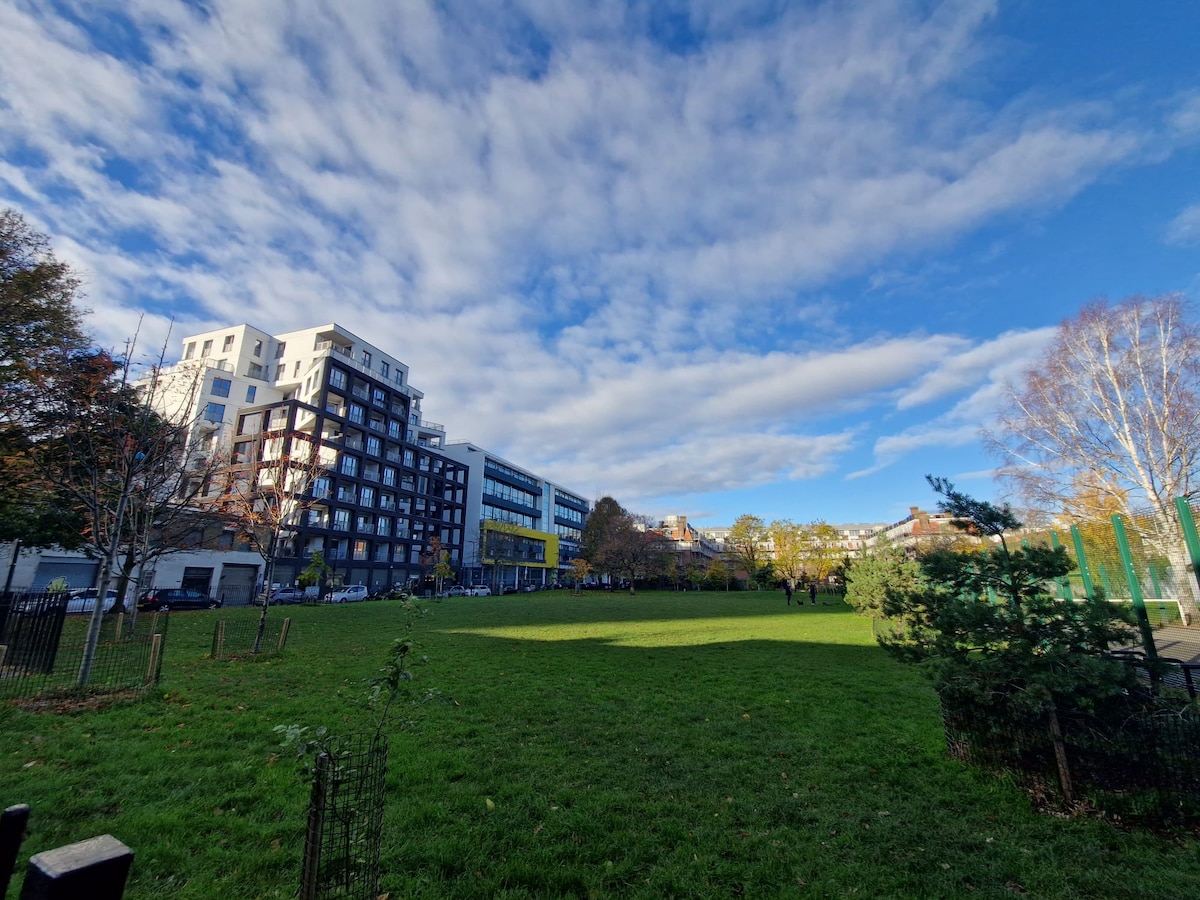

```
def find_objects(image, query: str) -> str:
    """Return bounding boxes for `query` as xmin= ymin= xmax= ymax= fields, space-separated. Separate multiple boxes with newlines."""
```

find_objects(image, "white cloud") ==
xmin=1166 ymin=205 xmax=1200 ymax=246
xmin=0 ymin=0 xmax=1181 ymax=508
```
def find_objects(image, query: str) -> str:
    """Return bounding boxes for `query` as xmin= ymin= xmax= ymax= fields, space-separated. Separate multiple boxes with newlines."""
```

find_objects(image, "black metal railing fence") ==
xmin=0 ymin=592 xmax=168 ymax=701
xmin=941 ymin=695 xmax=1200 ymax=823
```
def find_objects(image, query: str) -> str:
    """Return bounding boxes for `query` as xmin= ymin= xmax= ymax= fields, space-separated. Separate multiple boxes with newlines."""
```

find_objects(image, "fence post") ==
xmin=212 ymin=621 xmax=225 ymax=659
xmin=144 ymin=634 xmax=162 ymax=687
xmin=1050 ymin=531 xmax=1073 ymax=599
xmin=1069 ymin=525 xmax=1098 ymax=604
xmin=1112 ymin=514 xmax=1158 ymax=660
xmin=19 ymin=834 xmax=133 ymax=900
xmin=277 ymin=618 xmax=291 ymax=652
xmin=1 ymin=804 xmax=29 ymax=898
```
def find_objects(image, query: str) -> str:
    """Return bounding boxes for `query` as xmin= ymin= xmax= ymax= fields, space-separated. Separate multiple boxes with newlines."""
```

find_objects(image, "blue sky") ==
xmin=2 ymin=1 xmax=1198 ymax=527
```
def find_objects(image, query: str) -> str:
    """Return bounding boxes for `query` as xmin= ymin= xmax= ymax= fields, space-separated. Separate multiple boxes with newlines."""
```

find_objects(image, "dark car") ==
xmin=138 ymin=588 xmax=220 ymax=611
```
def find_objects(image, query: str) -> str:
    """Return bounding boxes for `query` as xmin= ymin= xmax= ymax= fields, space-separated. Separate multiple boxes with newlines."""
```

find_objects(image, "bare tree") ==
xmin=988 ymin=294 xmax=1200 ymax=621
xmin=36 ymin=341 xmax=204 ymax=684
xmin=205 ymin=424 xmax=330 ymax=650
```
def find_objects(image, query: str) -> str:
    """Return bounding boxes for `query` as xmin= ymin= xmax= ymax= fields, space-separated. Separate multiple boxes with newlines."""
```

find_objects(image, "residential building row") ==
xmin=2 ymin=317 xmax=975 ymax=596
xmin=4 ymin=322 xmax=590 ymax=597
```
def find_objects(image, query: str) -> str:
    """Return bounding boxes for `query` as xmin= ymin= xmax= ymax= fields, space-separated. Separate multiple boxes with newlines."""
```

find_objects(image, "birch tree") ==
xmin=988 ymin=294 xmax=1200 ymax=621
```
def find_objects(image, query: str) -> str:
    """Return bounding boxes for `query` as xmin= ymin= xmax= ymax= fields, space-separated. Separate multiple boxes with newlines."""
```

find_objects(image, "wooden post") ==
xmin=1 ymin=804 xmax=30 ymax=898
xmin=19 ymin=834 xmax=133 ymax=900
xmin=277 ymin=618 xmax=291 ymax=652
xmin=144 ymin=634 xmax=162 ymax=687
xmin=300 ymin=752 xmax=329 ymax=900
xmin=1045 ymin=702 xmax=1074 ymax=804
xmin=213 ymin=621 xmax=225 ymax=659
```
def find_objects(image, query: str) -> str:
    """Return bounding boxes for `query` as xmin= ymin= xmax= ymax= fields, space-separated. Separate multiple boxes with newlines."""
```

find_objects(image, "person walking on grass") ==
xmin=809 ymin=581 xmax=817 ymax=605
xmin=784 ymin=581 xmax=793 ymax=605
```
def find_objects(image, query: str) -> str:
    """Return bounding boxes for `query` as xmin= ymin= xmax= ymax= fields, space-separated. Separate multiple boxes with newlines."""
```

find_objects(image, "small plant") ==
xmin=275 ymin=600 xmax=440 ymax=900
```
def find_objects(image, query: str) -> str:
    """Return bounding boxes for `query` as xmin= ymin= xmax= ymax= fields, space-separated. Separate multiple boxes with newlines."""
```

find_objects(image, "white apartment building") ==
xmin=147 ymin=323 xmax=468 ymax=594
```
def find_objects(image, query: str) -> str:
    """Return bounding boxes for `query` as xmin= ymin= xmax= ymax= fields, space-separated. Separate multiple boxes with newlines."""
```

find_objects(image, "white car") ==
xmin=19 ymin=589 xmax=120 ymax=616
xmin=324 ymin=584 xmax=368 ymax=603
xmin=467 ymin=586 xmax=492 ymax=597
xmin=67 ymin=588 xmax=121 ymax=614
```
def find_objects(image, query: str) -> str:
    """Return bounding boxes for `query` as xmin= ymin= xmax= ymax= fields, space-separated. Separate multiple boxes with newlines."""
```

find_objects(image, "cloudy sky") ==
xmin=2 ymin=1 xmax=1198 ymax=526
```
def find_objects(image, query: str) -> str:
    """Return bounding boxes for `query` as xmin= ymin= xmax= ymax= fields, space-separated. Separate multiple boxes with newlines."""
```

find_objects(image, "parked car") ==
xmin=138 ymin=589 xmax=220 ymax=611
xmin=67 ymin=588 xmax=121 ymax=614
xmin=467 ymin=586 xmax=491 ymax=597
xmin=324 ymin=584 xmax=368 ymax=603
xmin=16 ymin=589 xmax=121 ymax=616
xmin=443 ymin=586 xmax=469 ymax=597
xmin=268 ymin=587 xmax=307 ymax=605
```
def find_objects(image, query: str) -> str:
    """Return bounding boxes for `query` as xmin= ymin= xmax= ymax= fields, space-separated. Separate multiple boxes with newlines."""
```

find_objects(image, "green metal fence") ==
xmin=1024 ymin=499 xmax=1200 ymax=638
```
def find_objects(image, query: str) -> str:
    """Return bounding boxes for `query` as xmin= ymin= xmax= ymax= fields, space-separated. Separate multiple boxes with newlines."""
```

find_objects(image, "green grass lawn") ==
xmin=2 ymin=591 xmax=1198 ymax=898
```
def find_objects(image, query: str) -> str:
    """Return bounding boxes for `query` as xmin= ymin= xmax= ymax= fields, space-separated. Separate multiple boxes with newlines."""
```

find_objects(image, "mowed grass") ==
xmin=1 ymin=592 xmax=1198 ymax=899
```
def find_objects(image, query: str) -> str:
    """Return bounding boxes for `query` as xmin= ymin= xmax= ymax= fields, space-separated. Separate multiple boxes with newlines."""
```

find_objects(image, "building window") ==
xmin=340 ymin=455 xmax=359 ymax=477
xmin=374 ymin=543 xmax=390 ymax=561
xmin=377 ymin=517 xmax=390 ymax=537
xmin=403 ymin=449 xmax=415 ymax=468
xmin=348 ymin=404 xmax=365 ymax=425
xmin=210 ymin=376 xmax=231 ymax=398
xmin=246 ymin=385 xmax=257 ymax=402
xmin=360 ymin=486 xmax=376 ymax=507
xmin=203 ymin=402 xmax=225 ymax=423
xmin=222 ymin=335 xmax=235 ymax=352
xmin=353 ymin=540 xmax=369 ymax=560
xmin=333 ymin=509 xmax=350 ymax=530
xmin=184 ymin=342 xmax=196 ymax=360
xmin=200 ymin=339 xmax=213 ymax=357
xmin=247 ymin=362 xmax=264 ymax=379
xmin=361 ymin=350 xmax=372 ymax=369
xmin=329 ymin=368 xmax=347 ymax=390
xmin=253 ymin=340 xmax=263 ymax=357
xmin=275 ymin=341 xmax=286 ymax=358
xmin=395 ymin=370 xmax=403 ymax=385
xmin=366 ymin=436 xmax=381 ymax=457
xmin=380 ymin=361 xmax=389 ymax=378
xmin=294 ymin=360 xmax=301 ymax=376
xmin=312 ymin=476 xmax=332 ymax=499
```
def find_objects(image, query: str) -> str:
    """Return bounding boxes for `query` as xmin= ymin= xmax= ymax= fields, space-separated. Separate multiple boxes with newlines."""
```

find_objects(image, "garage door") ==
xmin=32 ymin=557 xmax=100 ymax=592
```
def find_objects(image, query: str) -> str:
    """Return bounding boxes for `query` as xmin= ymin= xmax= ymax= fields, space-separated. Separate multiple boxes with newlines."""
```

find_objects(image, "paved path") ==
xmin=1125 ymin=625 xmax=1200 ymax=663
